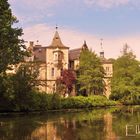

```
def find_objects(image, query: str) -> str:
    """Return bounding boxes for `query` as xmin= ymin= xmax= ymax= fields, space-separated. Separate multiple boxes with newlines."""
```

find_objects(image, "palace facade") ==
xmin=26 ymin=29 xmax=113 ymax=98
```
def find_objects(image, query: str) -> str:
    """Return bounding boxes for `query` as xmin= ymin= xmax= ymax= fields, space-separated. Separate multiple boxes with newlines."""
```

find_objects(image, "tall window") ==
xmin=58 ymin=53 xmax=62 ymax=60
xmin=53 ymin=84 xmax=56 ymax=93
xmin=54 ymin=54 xmax=57 ymax=61
xmin=51 ymin=68 xmax=54 ymax=76
xmin=60 ymin=68 xmax=63 ymax=76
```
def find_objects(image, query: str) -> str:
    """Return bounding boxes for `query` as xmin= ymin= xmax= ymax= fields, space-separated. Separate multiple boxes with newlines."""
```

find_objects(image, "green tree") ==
xmin=0 ymin=0 xmax=26 ymax=74
xmin=0 ymin=74 xmax=15 ymax=111
xmin=110 ymin=44 xmax=140 ymax=103
xmin=13 ymin=62 xmax=40 ymax=111
xmin=0 ymin=0 xmax=29 ymax=111
xmin=77 ymin=50 xmax=105 ymax=95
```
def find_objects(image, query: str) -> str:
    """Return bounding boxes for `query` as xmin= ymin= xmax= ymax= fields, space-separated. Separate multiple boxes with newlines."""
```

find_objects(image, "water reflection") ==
xmin=1 ymin=106 xmax=140 ymax=140
xmin=104 ymin=113 xmax=117 ymax=140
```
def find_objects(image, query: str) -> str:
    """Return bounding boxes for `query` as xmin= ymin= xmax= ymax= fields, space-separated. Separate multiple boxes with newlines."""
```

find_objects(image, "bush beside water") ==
xmin=110 ymin=93 xmax=140 ymax=105
xmin=0 ymin=92 xmax=117 ymax=112
xmin=61 ymin=96 xmax=116 ymax=109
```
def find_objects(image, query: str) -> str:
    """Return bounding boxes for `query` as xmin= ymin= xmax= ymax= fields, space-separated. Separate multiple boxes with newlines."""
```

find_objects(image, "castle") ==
xmin=26 ymin=28 xmax=113 ymax=98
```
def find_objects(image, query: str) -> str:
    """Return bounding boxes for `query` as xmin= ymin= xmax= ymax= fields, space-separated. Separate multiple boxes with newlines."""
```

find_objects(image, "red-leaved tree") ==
xmin=56 ymin=69 xmax=76 ymax=96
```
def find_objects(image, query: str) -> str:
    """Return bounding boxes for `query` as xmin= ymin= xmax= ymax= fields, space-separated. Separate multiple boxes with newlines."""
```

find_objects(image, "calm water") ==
xmin=0 ymin=106 xmax=140 ymax=140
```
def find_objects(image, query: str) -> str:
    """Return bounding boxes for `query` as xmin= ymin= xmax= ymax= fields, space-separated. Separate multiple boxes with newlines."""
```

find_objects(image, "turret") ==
xmin=53 ymin=47 xmax=63 ymax=69
xmin=100 ymin=38 xmax=104 ymax=59
xmin=82 ymin=40 xmax=88 ymax=50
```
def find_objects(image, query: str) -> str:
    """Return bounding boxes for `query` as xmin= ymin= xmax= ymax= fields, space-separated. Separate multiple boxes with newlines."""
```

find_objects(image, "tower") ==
xmin=100 ymin=38 xmax=104 ymax=59
xmin=45 ymin=26 xmax=69 ymax=93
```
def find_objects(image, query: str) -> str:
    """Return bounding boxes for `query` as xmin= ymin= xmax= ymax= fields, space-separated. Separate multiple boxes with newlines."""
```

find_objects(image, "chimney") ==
xmin=29 ymin=41 xmax=34 ymax=48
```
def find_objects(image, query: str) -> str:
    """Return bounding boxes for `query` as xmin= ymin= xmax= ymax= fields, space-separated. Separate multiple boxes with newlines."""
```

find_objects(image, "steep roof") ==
xmin=69 ymin=48 xmax=82 ymax=61
xmin=51 ymin=31 xmax=64 ymax=47
xmin=69 ymin=41 xmax=89 ymax=61
xmin=47 ymin=30 xmax=69 ymax=49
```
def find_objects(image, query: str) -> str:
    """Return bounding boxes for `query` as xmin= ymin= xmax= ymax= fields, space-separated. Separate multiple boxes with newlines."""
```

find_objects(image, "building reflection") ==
xmin=31 ymin=121 xmax=61 ymax=140
xmin=103 ymin=112 xmax=117 ymax=140
xmin=1 ymin=107 xmax=140 ymax=140
xmin=30 ymin=113 xmax=118 ymax=140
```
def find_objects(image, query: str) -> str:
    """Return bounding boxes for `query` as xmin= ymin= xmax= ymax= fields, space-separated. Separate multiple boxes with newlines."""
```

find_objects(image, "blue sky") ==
xmin=9 ymin=0 xmax=140 ymax=59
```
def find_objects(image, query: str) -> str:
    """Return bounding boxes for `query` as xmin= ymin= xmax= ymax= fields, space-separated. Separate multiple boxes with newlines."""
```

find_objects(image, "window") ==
xmin=69 ymin=61 xmax=74 ymax=69
xmin=53 ymin=84 xmax=56 ymax=93
xmin=60 ymin=68 xmax=63 ymax=76
xmin=51 ymin=68 xmax=54 ymax=76
xmin=106 ymin=67 xmax=110 ymax=72
xmin=55 ymin=54 xmax=57 ymax=60
xmin=58 ymin=53 xmax=62 ymax=60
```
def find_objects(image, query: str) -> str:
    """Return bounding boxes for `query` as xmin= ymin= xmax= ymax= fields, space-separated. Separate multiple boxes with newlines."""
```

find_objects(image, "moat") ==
xmin=0 ymin=106 xmax=140 ymax=140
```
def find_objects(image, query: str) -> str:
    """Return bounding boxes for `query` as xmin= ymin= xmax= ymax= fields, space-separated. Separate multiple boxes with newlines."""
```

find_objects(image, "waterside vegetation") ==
xmin=0 ymin=93 xmax=117 ymax=112
xmin=110 ymin=45 xmax=140 ymax=105
xmin=1 ymin=0 xmax=140 ymax=113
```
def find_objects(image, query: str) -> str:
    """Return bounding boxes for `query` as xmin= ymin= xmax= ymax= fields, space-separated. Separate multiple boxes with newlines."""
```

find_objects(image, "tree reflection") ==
xmin=50 ymin=110 xmax=109 ymax=140
xmin=0 ymin=115 xmax=42 ymax=140
xmin=1 ymin=107 xmax=140 ymax=140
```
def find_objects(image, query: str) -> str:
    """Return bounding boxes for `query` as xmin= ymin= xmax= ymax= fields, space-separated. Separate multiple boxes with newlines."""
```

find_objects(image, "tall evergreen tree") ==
xmin=77 ymin=50 xmax=105 ymax=95
xmin=0 ymin=0 xmax=26 ymax=74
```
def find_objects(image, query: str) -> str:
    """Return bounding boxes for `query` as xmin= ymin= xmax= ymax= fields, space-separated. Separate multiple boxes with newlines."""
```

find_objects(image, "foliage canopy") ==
xmin=77 ymin=49 xmax=105 ymax=95
xmin=0 ymin=0 xmax=26 ymax=74
xmin=56 ymin=69 xmax=76 ymax=96
xmin=110 ymin=45 xmax=140 ymax=103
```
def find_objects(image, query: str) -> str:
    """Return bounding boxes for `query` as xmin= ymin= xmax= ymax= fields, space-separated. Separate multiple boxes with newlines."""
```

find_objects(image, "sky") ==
xmin=8 ymin=0 xmax=140 ymax=59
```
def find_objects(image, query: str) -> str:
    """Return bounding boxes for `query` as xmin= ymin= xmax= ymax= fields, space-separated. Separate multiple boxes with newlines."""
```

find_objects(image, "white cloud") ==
xmin=84 ymin=0 xmax=130 ymax=8
xmin=9 ymin=0 xmax=57 ymax=25
xmin=9 ymin=0 xmax=140 ymax=10
xmin=9 ymin=0 xmax=59 ymax=9
xmin=22 ymin=24 xmax=140 ymax=60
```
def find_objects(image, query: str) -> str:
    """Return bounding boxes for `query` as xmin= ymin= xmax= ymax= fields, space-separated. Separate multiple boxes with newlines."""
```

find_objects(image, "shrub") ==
xmin=61 ymin=95 xmax=117 ymax=109
xmin=120 ymin=94 xmax=140 ymax=105
xmin=33 ymin=93 xmax=61 ymax=111
xmin=0 ymin=91 xmax=117 ymax=112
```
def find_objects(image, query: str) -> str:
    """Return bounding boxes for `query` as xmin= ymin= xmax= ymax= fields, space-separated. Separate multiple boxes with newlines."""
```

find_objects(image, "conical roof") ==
xmin=46 ymin=28 xmax=69 ymax=49
xmin=50 ymin=31 xmax=65 ymax=47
